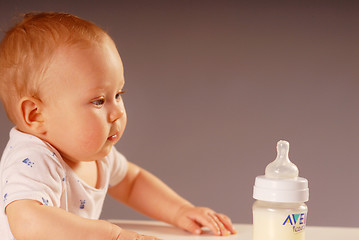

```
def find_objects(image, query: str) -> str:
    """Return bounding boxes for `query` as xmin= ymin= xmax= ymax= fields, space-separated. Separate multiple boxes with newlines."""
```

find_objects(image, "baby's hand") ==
xmin=173 ymin=205 xmax=236 ymax=236
xmin=116 ymin=229 xmax=161 ymax=240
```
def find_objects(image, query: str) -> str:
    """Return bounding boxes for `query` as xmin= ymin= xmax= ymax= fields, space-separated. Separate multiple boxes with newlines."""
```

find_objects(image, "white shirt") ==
xmin=0 ymin=128 xmax=128 ymax=239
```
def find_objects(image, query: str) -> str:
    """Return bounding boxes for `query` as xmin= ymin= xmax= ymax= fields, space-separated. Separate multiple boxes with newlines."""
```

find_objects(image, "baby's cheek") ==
xmin=81 ymin=127 xmax=107 ymax=147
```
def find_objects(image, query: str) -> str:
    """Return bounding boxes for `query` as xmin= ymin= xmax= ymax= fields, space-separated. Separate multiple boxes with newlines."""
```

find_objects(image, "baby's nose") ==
xmin=109 ymin=106 xmax=125 ymax=122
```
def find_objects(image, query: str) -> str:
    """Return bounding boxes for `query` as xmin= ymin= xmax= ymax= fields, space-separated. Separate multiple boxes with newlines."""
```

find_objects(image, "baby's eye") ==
xmin=115 ymin=90 xmax=126 ymax=100
xmin=92 ymin=98 xmax=105 ymax=106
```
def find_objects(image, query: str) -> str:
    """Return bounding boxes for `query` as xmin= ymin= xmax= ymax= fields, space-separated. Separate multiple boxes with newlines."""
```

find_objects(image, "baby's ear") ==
xmin=18 ymin=97 xmax=46 ymax=134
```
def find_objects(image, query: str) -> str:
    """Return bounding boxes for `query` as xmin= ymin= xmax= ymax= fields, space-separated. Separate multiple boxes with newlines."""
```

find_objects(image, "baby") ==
xmin=0 ymin=12 xmax=236 ymax=240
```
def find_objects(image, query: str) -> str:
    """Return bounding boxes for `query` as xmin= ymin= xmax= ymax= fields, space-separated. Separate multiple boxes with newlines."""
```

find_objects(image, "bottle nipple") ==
xmin=265 ymin=140 xmax=299 ymax=179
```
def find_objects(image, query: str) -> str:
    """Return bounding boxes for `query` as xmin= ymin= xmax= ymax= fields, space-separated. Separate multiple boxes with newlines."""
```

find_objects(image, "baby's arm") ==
xmin=6 ymin=199 xmax=159 ymax=240
xmin=108 ymin=162 xmax=236 ymax=236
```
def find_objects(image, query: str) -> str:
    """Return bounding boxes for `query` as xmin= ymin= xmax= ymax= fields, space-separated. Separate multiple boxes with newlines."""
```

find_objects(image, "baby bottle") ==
xmin=252 ymin=140 xmax=309 ymax=240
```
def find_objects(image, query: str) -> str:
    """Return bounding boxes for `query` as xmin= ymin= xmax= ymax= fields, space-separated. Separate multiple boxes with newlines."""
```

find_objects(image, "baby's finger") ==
xmin=195 ymin=212 xmax=223 ymax=236
xmin=208 ymin=213 xmax=230 ymax=236
xmin=142 ymin=236 xmax=162 ymax=240
xmin=137 ymin=234 xmax=162 ymax=240
xmin=178 ymin=216 xmax=203 ymax=235
xmin=216 ymin=213 xmax=237 ymax=234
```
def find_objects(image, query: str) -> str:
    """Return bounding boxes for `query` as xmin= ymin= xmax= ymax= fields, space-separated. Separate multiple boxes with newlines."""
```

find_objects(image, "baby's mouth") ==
xmin=107 ymin=132 xmax=119 ymax=141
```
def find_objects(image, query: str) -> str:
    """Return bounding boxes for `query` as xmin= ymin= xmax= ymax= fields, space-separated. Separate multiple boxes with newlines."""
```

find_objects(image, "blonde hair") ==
xmin=0 ymin=12 xmax=110 ymax=123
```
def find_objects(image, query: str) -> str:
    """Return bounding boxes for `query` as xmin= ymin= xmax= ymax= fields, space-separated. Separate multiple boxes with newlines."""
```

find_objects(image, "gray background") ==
xmin=1 ymin=0 xmax=358 ymax=228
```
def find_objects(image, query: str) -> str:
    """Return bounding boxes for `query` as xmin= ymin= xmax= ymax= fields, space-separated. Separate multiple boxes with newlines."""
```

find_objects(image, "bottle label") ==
xmin=282 ymin=213 xmax=307 ymax=233
xmin=253 ymin=209 xmax=307 ymax=240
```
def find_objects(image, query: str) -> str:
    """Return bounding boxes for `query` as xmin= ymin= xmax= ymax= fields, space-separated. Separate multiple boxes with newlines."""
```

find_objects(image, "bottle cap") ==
xmin=253 ymin=140 xmax=309 ymax=203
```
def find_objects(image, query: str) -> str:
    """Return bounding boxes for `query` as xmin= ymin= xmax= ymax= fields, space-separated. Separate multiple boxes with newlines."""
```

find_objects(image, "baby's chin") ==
xmin=62 ymin=146 xmax=114 ymax=163
xmin=96 ymin=143 xmax=116 ymax=159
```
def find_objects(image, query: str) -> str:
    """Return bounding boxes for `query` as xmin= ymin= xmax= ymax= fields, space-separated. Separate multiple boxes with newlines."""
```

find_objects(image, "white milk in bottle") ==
xmin=252 ymin=140 xmax=309 ymax=240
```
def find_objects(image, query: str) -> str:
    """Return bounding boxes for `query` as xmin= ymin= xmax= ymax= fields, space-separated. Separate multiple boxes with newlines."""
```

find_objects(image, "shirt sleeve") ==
xmin=1 ymin=146 xmax=65 ymax=211
xmin=108 ymin=147 xmax=128 ymax=187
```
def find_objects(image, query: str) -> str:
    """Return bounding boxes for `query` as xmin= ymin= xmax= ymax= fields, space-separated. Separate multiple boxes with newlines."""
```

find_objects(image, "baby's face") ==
xmin=41 ymin=39 xmax=127 ymax=164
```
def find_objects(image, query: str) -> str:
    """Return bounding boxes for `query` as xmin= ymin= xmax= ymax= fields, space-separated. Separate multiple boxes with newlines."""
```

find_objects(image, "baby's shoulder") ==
xmin=2 ymin=131 xmax=64 ymax=172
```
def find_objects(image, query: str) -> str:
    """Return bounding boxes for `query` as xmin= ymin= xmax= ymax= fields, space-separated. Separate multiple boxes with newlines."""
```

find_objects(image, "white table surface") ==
xmin=110 ymin=219 xmax=359 ymax=240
